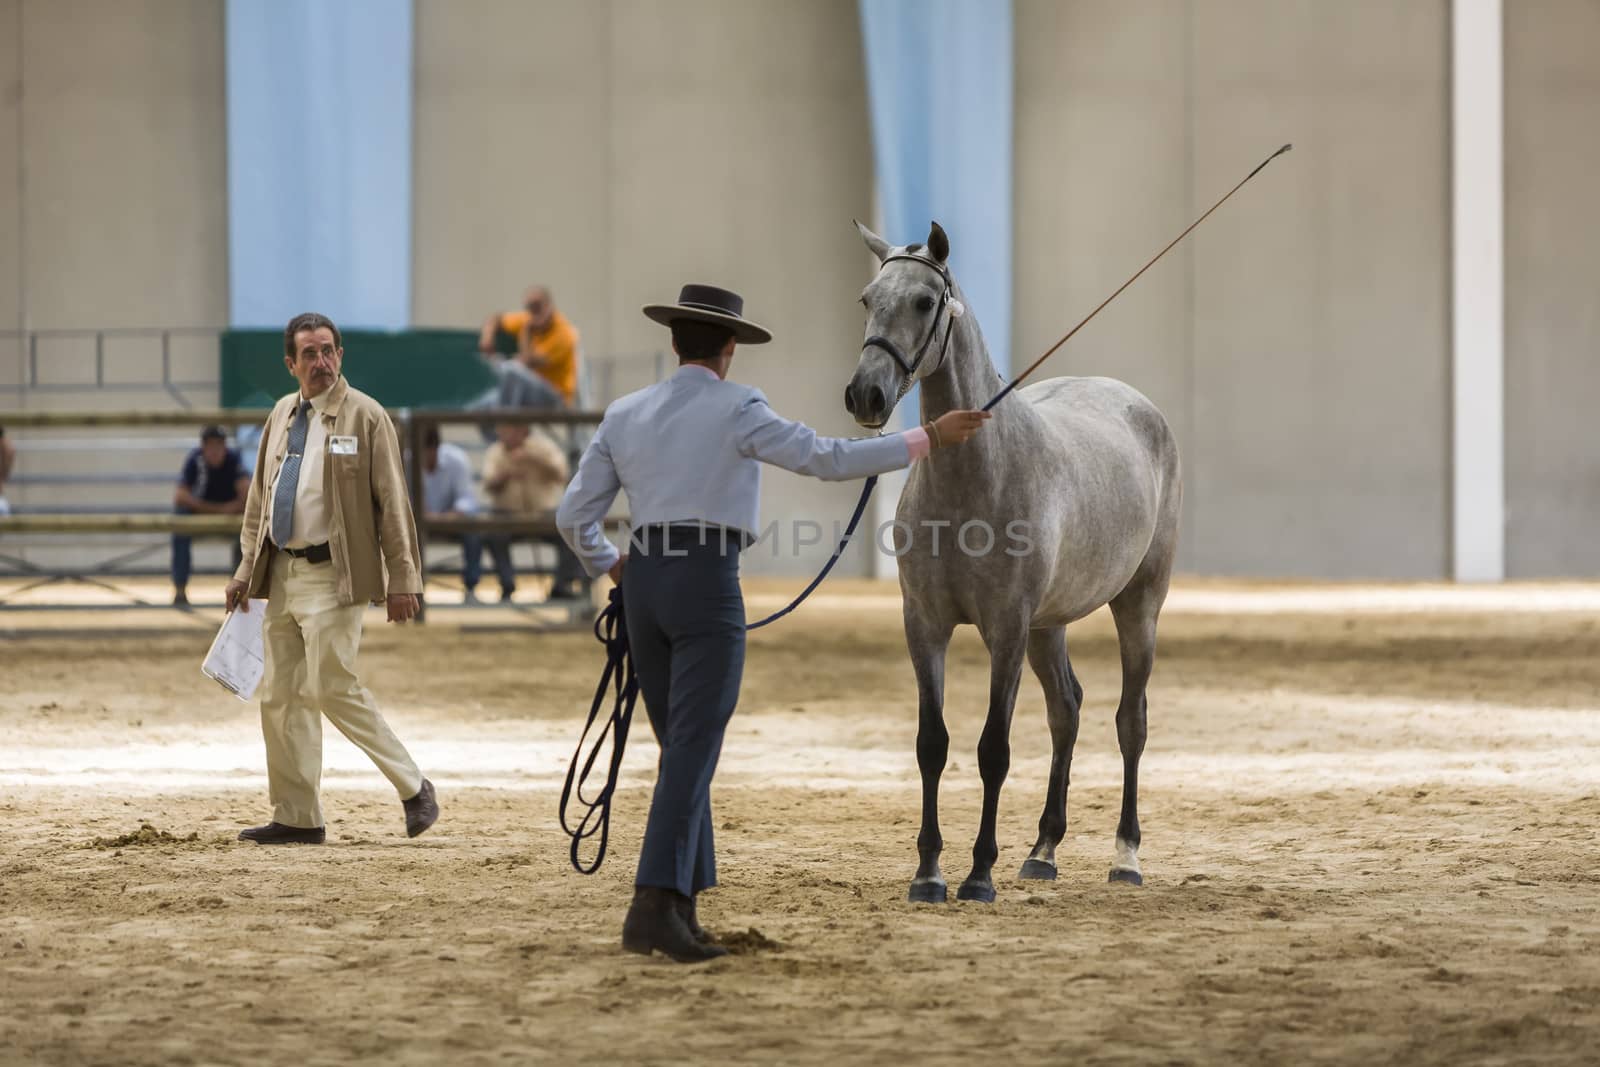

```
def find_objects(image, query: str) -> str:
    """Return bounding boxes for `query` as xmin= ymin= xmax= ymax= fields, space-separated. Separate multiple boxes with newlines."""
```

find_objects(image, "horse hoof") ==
xmin=1108 ymin=867 xmax=1144 ymax=887
xmin=908 ymin=878 xmax=948 ymax=904
xmin=1018 ymin=859 xmax=1057 ymax=881
xmin=956 ymin=879 xmax=996 ymax=903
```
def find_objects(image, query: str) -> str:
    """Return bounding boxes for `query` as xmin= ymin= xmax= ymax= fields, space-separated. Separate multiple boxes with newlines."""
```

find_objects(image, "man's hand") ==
xmin=607 ymin=556 xmax=626 ymax=584
xmin=224 ymin=579 xmax=249 ymax=613
xmin=929 ymin=409 xmax=992 ymax=449
xmin=386 ymin=593 xmax=420 ymax=623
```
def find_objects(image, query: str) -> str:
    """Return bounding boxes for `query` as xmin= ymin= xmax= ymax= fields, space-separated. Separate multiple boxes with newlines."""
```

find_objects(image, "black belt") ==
xmin=276 ymin=541 xmax=331 ymax=564
xmin=633 ymin=523 xmax=753 ymax=551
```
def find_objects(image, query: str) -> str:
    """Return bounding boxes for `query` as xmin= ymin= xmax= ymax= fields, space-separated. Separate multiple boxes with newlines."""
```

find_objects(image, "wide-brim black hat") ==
xmin=641 ymin=284 xmax=773 ymax=345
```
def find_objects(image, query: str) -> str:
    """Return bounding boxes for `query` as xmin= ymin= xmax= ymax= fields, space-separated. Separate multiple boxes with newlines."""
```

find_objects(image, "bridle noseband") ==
xmin=861 ymin=252 xmax=958 ymax=402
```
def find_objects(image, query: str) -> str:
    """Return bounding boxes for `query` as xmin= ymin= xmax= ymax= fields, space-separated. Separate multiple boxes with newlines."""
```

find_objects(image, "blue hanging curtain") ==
xmin=226 ymin=0 xmax=413 ymax=330
xmin=859 ymin=0 xmax=1014 ymax=407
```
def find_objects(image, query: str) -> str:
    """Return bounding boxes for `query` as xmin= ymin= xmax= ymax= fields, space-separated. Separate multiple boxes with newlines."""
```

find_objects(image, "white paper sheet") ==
xmin=201 ymin=601 xmax=266 ymax=701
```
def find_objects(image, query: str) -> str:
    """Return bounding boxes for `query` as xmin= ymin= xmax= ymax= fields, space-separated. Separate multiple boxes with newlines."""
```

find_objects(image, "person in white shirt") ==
xmin=557 ymin=284 xmax=988 ymax=962
xmin=421 ymin=425 xmax=488 ymax=602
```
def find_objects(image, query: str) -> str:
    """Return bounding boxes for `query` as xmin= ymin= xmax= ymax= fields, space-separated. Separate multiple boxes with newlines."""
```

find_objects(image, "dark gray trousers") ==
xmin=623 ymin=525 xmax=745 ymax=898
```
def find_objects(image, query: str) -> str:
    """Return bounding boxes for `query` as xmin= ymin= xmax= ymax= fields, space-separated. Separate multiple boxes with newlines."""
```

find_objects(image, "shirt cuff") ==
xmin=903 ymin=426 xmax=931 ymax=462
xmin=585 ymin=541 xmax=622 ymax=578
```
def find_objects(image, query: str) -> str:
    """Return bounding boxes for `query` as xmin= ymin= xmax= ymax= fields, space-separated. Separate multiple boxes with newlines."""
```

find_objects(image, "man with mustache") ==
xmin=224 ymin=312 xmax=439 ymax=845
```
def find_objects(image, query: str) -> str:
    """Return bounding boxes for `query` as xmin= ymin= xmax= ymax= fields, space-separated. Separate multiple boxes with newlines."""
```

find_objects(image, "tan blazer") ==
xmin=234 ymin=376 xmax=422 ymax=606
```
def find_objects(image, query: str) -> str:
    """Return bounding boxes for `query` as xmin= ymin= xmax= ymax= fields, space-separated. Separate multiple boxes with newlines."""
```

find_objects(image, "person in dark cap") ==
xmin=557 ymin=284 xmax=990 ymax=962
xmin=171 ymin=425 xmax=249 ymax=607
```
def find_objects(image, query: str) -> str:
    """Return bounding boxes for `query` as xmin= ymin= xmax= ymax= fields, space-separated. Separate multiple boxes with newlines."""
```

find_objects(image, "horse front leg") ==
xmin=958 ymin=625 xmax=1028 ymax=903
xmin=906 ymin=617 xmax=953 ymax=904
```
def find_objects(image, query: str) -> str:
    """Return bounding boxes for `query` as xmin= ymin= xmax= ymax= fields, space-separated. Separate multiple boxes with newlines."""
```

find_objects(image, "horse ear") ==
xmin=927 ymin=221 xmax=950 ymax=263
xmin=854 ymin=219 xmax=890 ymax=263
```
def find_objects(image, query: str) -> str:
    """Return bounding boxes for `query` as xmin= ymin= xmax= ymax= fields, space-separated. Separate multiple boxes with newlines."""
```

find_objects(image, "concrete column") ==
xmin=1451 ymin=0 xmax=1505 ymax=581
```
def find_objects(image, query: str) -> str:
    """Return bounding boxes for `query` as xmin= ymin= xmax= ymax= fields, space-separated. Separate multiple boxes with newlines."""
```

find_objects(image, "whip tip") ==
xmin=1274 ymin=143 xmax=1293 ymax=158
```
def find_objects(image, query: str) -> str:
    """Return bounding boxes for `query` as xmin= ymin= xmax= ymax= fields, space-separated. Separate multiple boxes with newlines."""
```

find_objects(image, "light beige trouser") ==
xmin=259 ymin=554 xmax=423 ymax=828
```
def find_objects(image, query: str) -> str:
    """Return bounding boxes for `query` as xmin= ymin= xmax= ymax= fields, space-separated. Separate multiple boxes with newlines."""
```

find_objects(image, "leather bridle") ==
xmin=861 ymin=252 xmax=958 ymax=402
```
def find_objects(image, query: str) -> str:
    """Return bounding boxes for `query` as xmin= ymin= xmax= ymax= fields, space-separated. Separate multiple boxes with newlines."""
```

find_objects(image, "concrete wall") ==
xmin=1016 ymin=0 xmax=1451 ymax=579
xmin=1505 ymin=0 xmax=1600 ymax=578
xmin=2 ymin=0 xmax=23 ymax=384
xmin=0 ymin=0 xmax=226 ymax=406
xmin=11 ymin=0 xmax=226 ymax=332
xmin=413 ymin=0 xmax=876 ymax=576
xmin=0 ymin=0 xmax=228 ymax=568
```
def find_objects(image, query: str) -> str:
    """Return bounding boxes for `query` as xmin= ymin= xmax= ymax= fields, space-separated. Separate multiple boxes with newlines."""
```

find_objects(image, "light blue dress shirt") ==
xmin=422 ymin=441 xmax=479 ymax=515
xmin=557 ymin=364 xmax=916 ymax=577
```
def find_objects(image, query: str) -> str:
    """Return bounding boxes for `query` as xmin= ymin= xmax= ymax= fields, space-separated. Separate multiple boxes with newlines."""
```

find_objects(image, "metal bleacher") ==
xmin=0 ymin=328 xmax=232 ymax=582
xmin=0 ymin=328 xmax=667 ymax=609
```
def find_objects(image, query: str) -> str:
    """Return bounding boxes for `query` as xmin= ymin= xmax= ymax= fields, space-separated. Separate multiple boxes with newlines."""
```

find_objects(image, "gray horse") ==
xmin=844 ymin=221 xmax=1182 ymax=903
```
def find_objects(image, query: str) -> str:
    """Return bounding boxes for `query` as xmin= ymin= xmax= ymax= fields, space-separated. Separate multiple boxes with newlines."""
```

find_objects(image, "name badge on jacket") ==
xmin=329 ymin=435 xmax=359 ymax=455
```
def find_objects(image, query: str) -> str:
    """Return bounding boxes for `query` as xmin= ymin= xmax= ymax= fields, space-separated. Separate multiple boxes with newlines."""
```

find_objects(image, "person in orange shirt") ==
xmin=477 ymin=285 xmax=580 ymax=406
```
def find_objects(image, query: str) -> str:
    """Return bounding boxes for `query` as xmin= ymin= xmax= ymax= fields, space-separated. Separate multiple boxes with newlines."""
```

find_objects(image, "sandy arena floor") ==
xmin=2 ymin=578 xmax=1599 ymax=1065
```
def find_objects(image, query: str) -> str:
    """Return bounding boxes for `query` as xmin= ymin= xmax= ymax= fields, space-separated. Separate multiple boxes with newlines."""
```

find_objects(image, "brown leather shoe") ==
xmin=622 ymin=887 xmax=727 ymax=963
xmin=403 ymin=779 xmax=439 ymax=838
xmin=237 ymin=822 xmax=325 ymax=845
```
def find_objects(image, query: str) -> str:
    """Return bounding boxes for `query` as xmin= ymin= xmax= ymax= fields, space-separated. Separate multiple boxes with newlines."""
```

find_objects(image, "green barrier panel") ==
xmin=221 ymin=329 xmax=497 ymax=409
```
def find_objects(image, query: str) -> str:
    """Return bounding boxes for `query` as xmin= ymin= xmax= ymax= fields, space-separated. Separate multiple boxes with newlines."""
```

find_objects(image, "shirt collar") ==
xmin=299 ymin=375 xmax=348 ymax=416
xmin=675 ymin=363 xmax=721 ymax=382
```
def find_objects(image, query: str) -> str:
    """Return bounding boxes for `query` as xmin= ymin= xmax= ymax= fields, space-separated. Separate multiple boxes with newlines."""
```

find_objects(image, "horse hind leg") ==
xmin=1018 ymin=626 xmax=1082 ymax=881
xmin=1105 ymin=559 xmax=1170 ymax=888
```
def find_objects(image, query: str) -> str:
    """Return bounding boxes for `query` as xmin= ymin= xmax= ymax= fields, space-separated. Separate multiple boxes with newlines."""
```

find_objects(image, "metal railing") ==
xmin=0 ymin=327 xmax=223 ymax=408
xmin=0 ymin=339 xmax=670 ymax=612
xmin=0 ymin=406 xmax=628 ymax=621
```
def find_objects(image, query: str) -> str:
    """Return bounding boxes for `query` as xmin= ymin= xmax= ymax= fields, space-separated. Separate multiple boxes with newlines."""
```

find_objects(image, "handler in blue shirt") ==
xmin=558 ymin=284 xmax=989 ymax=962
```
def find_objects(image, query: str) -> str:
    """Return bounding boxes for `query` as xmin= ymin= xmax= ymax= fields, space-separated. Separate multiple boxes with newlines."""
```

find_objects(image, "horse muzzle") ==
xmin=843 ymin=377 xmax=892 ymax=429
xmin=846 ymin=341 xmax=912 ymax=429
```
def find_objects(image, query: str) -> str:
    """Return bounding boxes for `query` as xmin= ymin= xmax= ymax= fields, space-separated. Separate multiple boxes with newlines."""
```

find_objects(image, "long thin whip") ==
xmin=984 ymin=143 xmax=1292 ymax=412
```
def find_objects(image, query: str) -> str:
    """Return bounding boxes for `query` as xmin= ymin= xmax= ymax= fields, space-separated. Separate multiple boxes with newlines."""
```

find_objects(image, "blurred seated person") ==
xmin=421 ymin=425 xmax=489 ymax=604
xmin=482 ymin=421 xmax=585 ymax=602
xmin=0 ymin=425 xmax=15 ymax=516
xmin=477 ymin=285 xmax=581 ymax=407
xmin=172 ymin=425 xmax=248 ymax=607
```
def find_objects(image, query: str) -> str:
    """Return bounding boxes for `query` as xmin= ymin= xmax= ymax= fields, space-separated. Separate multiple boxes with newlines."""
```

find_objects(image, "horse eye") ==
xmin=915 ymin=296 xmax=935 ymax=313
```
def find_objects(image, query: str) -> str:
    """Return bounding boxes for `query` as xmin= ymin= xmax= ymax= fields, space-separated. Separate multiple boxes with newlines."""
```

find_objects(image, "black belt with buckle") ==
xmin=277 ymin=542 xmax=331 ymax=564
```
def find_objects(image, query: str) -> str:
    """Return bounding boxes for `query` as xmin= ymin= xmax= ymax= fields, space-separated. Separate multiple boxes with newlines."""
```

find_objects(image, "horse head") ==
xmin=845 ymin=220 xmax=965 ymax=429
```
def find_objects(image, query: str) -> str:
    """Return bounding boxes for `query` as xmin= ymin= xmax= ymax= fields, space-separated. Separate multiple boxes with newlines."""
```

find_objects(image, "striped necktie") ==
xmin=270 ymin=399 xmax=313 ymax=547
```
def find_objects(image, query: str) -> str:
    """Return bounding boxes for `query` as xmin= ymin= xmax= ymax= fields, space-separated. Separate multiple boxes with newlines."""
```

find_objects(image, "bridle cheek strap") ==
xmin=861 ymin=253 xmax=958 ymax=402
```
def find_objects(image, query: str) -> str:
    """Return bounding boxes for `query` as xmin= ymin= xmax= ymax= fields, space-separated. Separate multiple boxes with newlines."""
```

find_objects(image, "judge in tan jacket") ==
xmin=224 ymin=312 xmax=439 ymax=845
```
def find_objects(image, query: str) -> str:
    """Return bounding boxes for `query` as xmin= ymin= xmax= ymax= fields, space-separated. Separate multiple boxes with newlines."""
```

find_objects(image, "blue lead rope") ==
xmin=745 ymin=473 xmax=880 ymax=630
xmin=559 ymin=473 xmax=883 ymax=873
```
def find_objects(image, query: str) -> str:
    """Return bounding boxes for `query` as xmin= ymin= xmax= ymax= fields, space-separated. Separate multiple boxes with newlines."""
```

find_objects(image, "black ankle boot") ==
xmin=674 ymin=892 xmax=714 ymax=944
xmin=621 ymin=887 xmax=727 ymax=963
